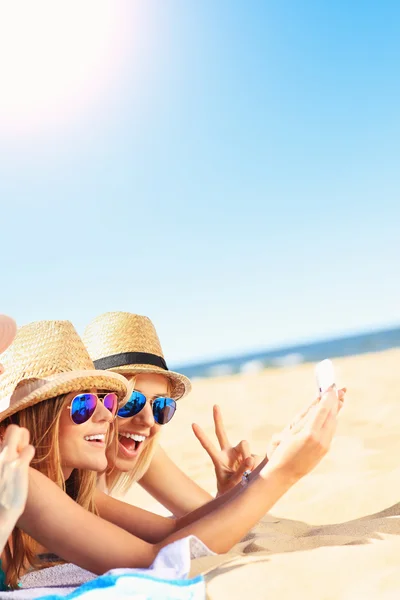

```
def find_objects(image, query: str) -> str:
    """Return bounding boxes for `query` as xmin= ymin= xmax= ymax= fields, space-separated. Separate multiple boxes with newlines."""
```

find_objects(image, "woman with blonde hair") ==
xmin=83 ymin=312 xmax=262 ymax=511
xmin=0 ymin=319 xmax=129 ymax=587
xmin=83 ymin=312 xmax=345 ymax=515
xmin=0 ymin=318 xmax=341 ymax=588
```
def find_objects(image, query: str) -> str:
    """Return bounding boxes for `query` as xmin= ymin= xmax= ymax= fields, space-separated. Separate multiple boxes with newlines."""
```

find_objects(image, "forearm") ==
xmin=19 ymin=464 xmax=296 ymax=569
xmin=140 ymin=475 xmax=212 ymax=518
xmin=95 ymin=490 xmax=176 ymax=543
xmin=175 ymin=455 xmax=269 ymax=530
xmin=139 ymin=446 xmax=213 ymax=516
xmin=170 ymin=463 xmax=294 ymax=553
xmin=18 ymin=470 xmax=159 ymax=573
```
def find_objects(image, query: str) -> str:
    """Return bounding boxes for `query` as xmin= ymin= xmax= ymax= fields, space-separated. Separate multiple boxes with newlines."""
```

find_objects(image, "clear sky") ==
xmin=1 ymin=1 xmax=399 ymax=365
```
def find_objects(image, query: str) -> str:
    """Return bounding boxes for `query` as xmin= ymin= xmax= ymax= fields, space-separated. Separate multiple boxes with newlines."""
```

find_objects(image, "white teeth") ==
xmin=84 ymin=434 xmax=106 ymax=442
xmin=119 ymin=432 xmax=146 ymax=443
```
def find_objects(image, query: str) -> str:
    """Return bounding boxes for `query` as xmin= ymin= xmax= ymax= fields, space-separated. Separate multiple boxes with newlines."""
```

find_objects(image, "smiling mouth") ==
xmin=84 ymin=434 xmax=106 ymax=446
xmin=118 ymin=432 xmax=146 ymax=457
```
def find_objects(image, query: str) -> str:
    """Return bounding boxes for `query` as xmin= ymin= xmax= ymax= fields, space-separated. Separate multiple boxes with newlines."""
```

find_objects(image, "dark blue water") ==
xmin=173 ymin=327 xmax=400 ymax=379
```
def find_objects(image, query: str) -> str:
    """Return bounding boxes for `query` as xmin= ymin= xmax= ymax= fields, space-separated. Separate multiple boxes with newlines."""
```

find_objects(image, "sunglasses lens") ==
xmin=103 ymin=393 xmax=118 ymax=416
xmin=117 ymin=391 xmax=146 ymax=418
xmin=71 ymin=393 xmax=97 ymax=425
xmin=153 ymin=397 xmax=176 ymax=425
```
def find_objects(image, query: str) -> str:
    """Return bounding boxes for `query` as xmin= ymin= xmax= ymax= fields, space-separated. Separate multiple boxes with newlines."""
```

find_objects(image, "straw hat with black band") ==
xmin=0 ymin=315 xmax=17 ymax=355
xmin=83 ymin=312 xmax=191 ymax=401
xmin=0 ymin=320 xmax=129 ymax=423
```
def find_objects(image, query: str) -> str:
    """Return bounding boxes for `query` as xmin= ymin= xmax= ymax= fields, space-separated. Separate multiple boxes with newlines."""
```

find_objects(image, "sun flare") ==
xmin=0 ymin=1 xmax=134 ymax=138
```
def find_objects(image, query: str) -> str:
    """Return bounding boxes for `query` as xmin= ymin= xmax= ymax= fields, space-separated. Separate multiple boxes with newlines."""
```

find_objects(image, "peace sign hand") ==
xmin=192 ymin=405 xmax=261 ymax=496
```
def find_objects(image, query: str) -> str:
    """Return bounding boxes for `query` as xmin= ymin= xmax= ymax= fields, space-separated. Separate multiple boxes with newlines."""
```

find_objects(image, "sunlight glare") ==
xmin=0 ymin=1 xmax=134 ymax=138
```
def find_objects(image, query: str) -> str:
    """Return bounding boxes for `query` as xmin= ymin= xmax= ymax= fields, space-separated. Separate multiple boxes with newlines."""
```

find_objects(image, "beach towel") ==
xmin=0 ymin=535 xmax=211 ymax=599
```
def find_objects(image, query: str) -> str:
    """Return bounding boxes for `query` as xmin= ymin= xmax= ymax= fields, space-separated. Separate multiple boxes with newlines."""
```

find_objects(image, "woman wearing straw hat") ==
xmin=84 ymin=312 xmax=346 ymax=516
xmin=83 ymin=312 xmax=263 ymax=514
xmin=0 ymin=319 xmax=129 ymax=588
xmin=0 ymin=318 xmax=341 ymax=587
xmin=0 ymin=315 xmax=35 ymax=587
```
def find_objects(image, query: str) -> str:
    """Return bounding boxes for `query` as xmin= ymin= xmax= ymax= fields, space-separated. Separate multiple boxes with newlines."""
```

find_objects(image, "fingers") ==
xmin=307 ymin=387 xmax=338 ymax=432
xmin=213 ymin=405 xmax=230 ymax=450
xmin=16 ymin=444 xmax=35 ymax=469
xmin=225 ymin=456 xmax=255 ymax=489
xmin=17 ymin=427 xmax=30 ymax=452
xmin=2 ymin=425 xmax=23 ymax=462
xmin=192 ymin=423 xmax=220 ymax=467
xmin=1 ymin=426 xmax=31 ymax=463
xmin=235 ymin=439 xmax=252 ymax=462
xmin=337 ymin=388 xmax=346 ymax=412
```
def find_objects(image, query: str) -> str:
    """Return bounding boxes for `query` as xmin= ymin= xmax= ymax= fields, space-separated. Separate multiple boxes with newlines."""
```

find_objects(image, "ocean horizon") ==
xmin=173 ymin=326 xmax=400 ymax=379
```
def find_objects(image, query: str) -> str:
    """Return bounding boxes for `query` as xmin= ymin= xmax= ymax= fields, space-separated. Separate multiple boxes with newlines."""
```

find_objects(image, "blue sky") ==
xmin=1 ymin=1 xmax=399 ymax=365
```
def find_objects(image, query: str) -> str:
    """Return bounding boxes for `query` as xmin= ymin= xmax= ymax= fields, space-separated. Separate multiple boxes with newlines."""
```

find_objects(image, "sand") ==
xmin=125 ymin=349 xmax=400 ymax=599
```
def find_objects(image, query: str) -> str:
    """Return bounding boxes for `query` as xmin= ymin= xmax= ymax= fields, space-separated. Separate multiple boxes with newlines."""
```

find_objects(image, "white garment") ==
xmin=0 ymin=535 xmax=212 ymax=600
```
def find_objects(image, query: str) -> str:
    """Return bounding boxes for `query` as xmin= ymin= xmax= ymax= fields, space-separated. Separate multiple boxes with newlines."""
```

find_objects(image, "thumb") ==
xmin=231 ymin=457 xmax=254 ymax=485
xmin=244 ymin=456 xmax=255 ymax=471
xmin=14 ymin=444 xmax=35 ymax=469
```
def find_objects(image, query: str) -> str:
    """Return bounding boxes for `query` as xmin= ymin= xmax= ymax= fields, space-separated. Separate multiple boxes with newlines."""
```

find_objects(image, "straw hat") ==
xmin=0 ymin=320 xmax=129 ymax=422
xmin=83 ymin=312 xmax=191 ymax=400
xmin=0 ymin=315 xmax=17 ymax=354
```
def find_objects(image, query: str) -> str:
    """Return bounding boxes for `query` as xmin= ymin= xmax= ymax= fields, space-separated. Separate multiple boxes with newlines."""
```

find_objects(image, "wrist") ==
xmin=259 ymin=461 xmax=300 ymax=489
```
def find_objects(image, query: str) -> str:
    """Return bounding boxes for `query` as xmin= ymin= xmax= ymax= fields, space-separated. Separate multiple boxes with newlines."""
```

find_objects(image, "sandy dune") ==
xmin=125 ymin=349 xmax=400 ymax=599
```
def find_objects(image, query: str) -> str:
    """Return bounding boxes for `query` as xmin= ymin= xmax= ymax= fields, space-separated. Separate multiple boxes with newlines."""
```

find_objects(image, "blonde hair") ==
xmin=2 ymin=394 xmax=102 ymax=588
xmin=105 ymin=375 xmax=170 ymax=495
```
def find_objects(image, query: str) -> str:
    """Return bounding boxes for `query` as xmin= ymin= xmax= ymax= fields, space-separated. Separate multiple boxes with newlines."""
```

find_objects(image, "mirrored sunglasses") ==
xmin=117 ymin=391 xmax=176 ymax=425
xmin=68 ymin=392 xmax=118 ymax=425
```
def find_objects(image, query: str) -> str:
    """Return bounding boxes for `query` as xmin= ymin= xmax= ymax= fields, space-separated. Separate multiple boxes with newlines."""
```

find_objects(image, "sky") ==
xmin=1 ymin=0 xmax=399 ymax=366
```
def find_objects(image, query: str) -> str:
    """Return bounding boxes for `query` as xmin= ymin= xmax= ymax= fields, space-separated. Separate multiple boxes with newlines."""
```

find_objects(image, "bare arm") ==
xmin=97 ymin=389 xmax=342 ymax=546
xmin=19 ymin=469 xmax=159 ymax=572
xmin=23 ymin=461 xmax=291 ymax=570
xmin=97 ymin=456 xmax=269 ymax=540
xmin=18 ymin=389 xmax=339 ymax=571
xmin=138 ymin=446 xmax=213 ymax=517
xmin=138 ymin=404 xmax=264 ymax=517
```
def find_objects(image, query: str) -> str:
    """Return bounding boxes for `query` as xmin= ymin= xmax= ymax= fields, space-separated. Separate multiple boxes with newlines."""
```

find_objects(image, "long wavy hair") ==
xmin=105 ymin=375 xmax=169 ymax=496
xmin=2 ymin=393 xmax=105 ymax=588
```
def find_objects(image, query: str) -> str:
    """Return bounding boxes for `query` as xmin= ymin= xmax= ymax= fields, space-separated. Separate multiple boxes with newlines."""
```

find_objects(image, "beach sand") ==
xmin=124 ymin=349 xmax=400 ymax=599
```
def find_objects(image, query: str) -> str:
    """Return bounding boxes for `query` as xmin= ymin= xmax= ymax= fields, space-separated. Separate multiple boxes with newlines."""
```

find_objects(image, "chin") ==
xmin=79 ymin=458 xmax=108 ymax=472
xmin=114 ymin=455 xmax=137 ymax=472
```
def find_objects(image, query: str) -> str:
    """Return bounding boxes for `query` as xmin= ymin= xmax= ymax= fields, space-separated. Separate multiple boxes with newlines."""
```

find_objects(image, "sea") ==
xmin=173 ymin=326 xmax=400 ymax=379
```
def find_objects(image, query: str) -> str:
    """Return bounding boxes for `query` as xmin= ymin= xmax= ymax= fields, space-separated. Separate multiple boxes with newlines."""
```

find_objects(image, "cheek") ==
xmin=58 ymin=413 xmax=81 ymax=459
xmin=150 ymin=423 xmax=161 ymax=437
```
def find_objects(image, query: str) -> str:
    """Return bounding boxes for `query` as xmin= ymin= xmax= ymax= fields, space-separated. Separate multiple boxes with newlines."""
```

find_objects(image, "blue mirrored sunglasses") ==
xmin=117 ymin=391 xmax=176 ymax=425
xmin=68 ymin=393 xmax=118 ymax=425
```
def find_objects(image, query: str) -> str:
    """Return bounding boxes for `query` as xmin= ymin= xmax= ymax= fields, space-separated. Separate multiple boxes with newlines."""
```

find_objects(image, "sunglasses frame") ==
xmin=117 ymin=390 xmax=177 ymax=425
xmin=67 ymin=392 xmax=118 ymax=425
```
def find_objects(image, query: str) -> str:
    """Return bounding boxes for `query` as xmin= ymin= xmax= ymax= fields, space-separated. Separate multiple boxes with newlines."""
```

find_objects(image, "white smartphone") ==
xmin=315 ymin=359 xmax=336 ymax=397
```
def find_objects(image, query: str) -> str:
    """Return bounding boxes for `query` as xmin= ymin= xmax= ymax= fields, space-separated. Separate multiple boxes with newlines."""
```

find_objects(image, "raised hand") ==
xmin=192 ymin=405 xmax=262 ymax=495
xmin=266 ymin=387 xmax=346 ymax=460
xmin=0 ymin=425 xmax=35 ymax=520
xmin=265 ymin=386 xmax=340 ymax=483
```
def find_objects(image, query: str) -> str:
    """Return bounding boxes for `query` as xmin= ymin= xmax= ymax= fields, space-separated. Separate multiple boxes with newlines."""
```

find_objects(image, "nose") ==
xmin=92 ymin=398 xmax=114 ymax=424
xmin=135 ymin=400 xmax=155 ymax=428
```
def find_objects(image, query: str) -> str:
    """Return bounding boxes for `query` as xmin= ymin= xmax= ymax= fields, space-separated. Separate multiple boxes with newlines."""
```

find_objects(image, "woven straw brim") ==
xmin=0 ymin=370 xmax=128 ymax=424
xmin=110 ymin=364 xmax=191 ymax=400
xmin=0 ymin=316 xmax=17 ymax=354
